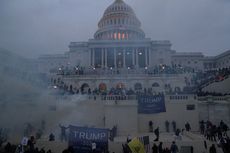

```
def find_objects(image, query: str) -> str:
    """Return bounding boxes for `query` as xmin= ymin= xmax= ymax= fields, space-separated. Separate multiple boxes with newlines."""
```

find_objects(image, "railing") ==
xmin=100 ymin=95 xmax=137 ymax=101
xmin=55 ymin=67 xmax=195 ymax=77
xmin=197 ymin=95 xmax=230 ymax=102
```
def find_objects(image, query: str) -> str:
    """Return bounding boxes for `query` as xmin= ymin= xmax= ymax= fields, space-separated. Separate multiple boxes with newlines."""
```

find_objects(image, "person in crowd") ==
xmin=218 ymin=136 xmax=229 ymax=153
xmin=152 ymin=143 xmax=158 ymax=153
xmin=149 ymin=121 xmax=153 ymax=132
xmin=27 ymin=136 xmax=36 ymax=151
xmin=122 ymin=144 xmax=130 ymax=153
xmin=59 ymin=124 xmax=69 ymax=142
xmin=170 ymin=141 xmax=179 ymax=153
xmin=126 ymin=134 xmax=132 ymax=143
xmin=209 ymin=144 xmax=216 ymax=153
xmin=165 ymin=120 xmax=170 ymax=133
xmin=199 ymin=120 xmax=205 ymax=134
xmin=185 ymin=122 xmax=191 ymax=132
xmin=172 ymin=121 xmax=176 ymax=133
xmin=158 ymin=142 xmax=163 ymax=153
xmin=49 ymin=133 xmax=55 ymax=141
xmin=204 ymin=140 xmax=207 ymax=150
xmin=154 ymin=127 xmax=160 ymax=141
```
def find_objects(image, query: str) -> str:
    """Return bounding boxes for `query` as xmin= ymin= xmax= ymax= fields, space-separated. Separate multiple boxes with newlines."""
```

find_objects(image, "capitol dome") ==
xmin=94 ymin=0 xmax=145 ymax=40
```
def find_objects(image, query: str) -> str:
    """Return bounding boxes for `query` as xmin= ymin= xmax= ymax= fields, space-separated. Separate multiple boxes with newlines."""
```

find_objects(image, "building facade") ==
xmin=35 ymin=0 xmax=230 ymax=135
xmin=38 ymin=0 xmax=230 ymax=75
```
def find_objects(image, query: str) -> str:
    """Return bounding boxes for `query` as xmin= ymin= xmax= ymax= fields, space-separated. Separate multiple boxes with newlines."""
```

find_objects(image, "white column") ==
xmin=105 ymin=48 xmax=108 ymax=68
xmin=114 ymin=48 xmax=117 ymax=68
xmin=101 ymin=48 xmax=104 ymax=68
xmin=145 ymin=47 xmax=148 ymax=67
xmin=92 ymin=48 xmax=95 ymax=68
xmin=136 ymin=48 xmax=139 ymax=68
xmin=132 ymin=49 xmax=135 ymax=66
xmin=90 ymin=49 xmax=92 ymax=66
xmin=123 ymin=49 xmax=126 ymax=68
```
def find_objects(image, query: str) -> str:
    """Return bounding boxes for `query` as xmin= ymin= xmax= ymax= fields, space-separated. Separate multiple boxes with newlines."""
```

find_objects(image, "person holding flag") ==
xmin=128 ymin=137 xmax=146 ymax=153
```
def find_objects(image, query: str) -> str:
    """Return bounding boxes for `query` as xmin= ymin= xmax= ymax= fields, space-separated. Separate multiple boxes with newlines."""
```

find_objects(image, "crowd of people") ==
xmin=0 ymin=136 xmax=54 ymax=153
xmin=199 ymin=120 xmax=229 ymax=140
xmin=196 ymin=91 xmax=230 ymax=97
xmin=52 ymin=66 xmax=230 ymax=98
xmin=0 ymin=120 xmax=229 ymax=153
xmin=199 ymin=120 xmax=230 ymax=153
xmin=55 ymin=64 xmax=195 ymax=76
xmin=54 ymin=84 xmax=167 ymax=98
xmin=191 ymin=68 xmax=230 ymax=90
xmin=151 ymin=141 xmax=180 ymax=153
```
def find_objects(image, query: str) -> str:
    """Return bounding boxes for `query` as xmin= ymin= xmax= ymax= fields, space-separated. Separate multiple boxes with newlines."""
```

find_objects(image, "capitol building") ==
xmin=36 ymin=0 xmax=230 ymax=150
xmin=0 ymin=0 xmax=230 ymax=153
xmin=38 ymin=0 xmax=230 ymax=73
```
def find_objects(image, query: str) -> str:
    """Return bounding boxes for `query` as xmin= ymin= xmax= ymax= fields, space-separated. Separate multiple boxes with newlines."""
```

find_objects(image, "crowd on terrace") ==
xmin=52 ymin=64 xmax=230 ymax=97
xmin=196 ymin=91 xmax=230 ymax=97
xmin=191 ymin=68 xmax=230 ymax=89
xmin=54 ymin=64 xmax=195 ymax=76
xmin=53 ymin=85 xmax=165 ymax=98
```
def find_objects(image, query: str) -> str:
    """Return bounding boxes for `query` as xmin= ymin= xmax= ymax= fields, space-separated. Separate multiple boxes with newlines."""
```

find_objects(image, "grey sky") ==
xmin=0 ymin=0 xmax=230 ymax=58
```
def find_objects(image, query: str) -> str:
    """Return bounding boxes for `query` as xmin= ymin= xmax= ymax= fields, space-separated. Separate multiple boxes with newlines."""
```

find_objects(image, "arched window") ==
xmin=81 ymin=83 xmax=90 ymax=92
xmin=134 ymin=83 xmax=142 ymax=90
xmin=116 ymin=83 xmax=125 ymax=89
xmin=175 ymin=87 xmax=181 ymax=93
xmin=152 ymin=82 xmax=160 ymax=87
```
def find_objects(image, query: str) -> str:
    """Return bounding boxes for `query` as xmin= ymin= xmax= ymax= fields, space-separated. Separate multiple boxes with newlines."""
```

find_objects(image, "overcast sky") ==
xmin=0 ymin=0 xmax=230 ymax=58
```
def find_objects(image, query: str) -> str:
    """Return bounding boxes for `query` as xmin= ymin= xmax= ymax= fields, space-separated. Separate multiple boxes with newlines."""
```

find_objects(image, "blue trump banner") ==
xmin=138 ymin=95 xmax=166 ymax=114
xmin=69 ymin=125 xmax=109 ymax=153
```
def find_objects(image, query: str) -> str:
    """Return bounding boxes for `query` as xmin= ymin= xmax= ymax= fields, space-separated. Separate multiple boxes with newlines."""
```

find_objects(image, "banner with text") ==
xmin=69 ymin=125 xmax=109 ymax=153
xmin=138 ymin=95 xmax=166 ymax=114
